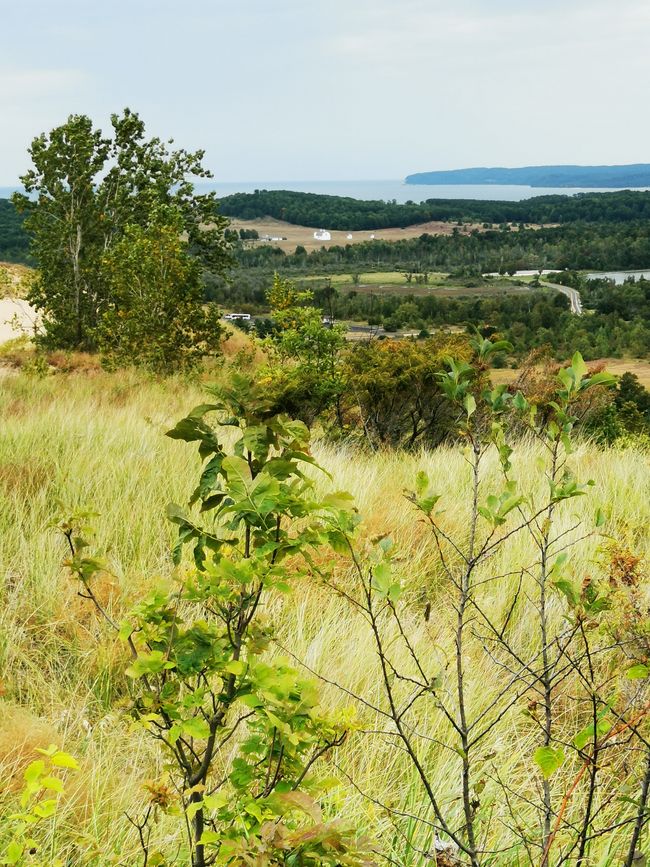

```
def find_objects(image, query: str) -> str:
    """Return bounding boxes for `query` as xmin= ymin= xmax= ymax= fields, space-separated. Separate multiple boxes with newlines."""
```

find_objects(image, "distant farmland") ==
xmin=227 ymin=217 xmax=486 ymax=252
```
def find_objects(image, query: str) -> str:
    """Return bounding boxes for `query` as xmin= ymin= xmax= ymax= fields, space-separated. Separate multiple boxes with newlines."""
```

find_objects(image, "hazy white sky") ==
xmin=2 ymin=0 xmax=649 ymax=182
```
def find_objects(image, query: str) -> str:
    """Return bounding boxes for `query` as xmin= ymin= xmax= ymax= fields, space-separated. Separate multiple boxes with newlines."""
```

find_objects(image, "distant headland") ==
xmin=404 ymin=164 xmax=650 ymax=188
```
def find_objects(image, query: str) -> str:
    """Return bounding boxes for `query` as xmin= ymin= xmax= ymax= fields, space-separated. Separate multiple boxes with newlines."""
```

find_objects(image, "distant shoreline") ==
xmin=405 ymin=164 xmax=650 ymax=188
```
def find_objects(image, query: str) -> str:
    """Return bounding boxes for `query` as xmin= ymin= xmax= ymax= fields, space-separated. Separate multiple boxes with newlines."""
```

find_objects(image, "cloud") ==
xmin=324 ymin=0 xmax=650 ymax=59
xmin=0 ymin=68 xmax=87 ymax=102
xmin=1 ymin=1 xmax=650 ymax=181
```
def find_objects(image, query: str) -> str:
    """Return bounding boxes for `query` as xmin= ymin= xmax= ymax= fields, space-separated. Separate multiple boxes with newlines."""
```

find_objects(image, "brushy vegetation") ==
xmin=3 ymin=361 xmax=650 ymax=864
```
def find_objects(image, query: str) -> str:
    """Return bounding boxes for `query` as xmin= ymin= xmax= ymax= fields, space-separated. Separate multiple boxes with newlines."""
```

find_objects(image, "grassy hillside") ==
xmin=2 ymin=367 xmax=650 ymax=862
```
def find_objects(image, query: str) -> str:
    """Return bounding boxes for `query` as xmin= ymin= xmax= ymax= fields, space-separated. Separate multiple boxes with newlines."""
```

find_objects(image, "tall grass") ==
xmin=1 ymin=369 xmax=650 ymax=861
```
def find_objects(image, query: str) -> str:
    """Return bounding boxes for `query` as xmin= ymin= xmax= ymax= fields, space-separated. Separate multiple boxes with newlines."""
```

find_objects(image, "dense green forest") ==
xmin=231 ymin=222 xmax=650 ymax=274
xmin=7 ymin=182 xmax=650 ymax=361
xmin=405 ymin=163 xmax=650 ymax=188
xmin=0 ymin=199 xmax=31 ymax=263
xmin=6 ymin=189 xmax=650 ymax=265
xmin=219 ymin=188 xmax=650 ymax=230
xmin=217 ymin=274 xmax=650 ymax=361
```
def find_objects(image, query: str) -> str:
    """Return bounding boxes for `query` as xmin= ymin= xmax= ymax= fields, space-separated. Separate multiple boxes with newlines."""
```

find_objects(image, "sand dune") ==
xmin=0 ymin=297 xmax=39 ymax=344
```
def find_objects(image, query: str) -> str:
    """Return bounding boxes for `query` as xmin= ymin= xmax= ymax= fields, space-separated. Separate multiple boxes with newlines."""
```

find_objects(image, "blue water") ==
xmin=587 ymin=269 xmax=650 ymax=284
xmin=3 ymin=179 xmax=650 ymax=205
xmin=203 ymin=179 xmax=650 ymax=204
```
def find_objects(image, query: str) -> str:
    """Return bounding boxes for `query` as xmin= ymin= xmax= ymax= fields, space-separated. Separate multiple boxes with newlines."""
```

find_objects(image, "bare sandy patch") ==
xmin=0 ymin=297 xmax=39 ymax=343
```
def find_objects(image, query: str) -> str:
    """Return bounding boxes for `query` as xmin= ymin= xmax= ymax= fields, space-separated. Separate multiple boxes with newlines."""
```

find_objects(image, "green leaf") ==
xmin=239 ymin=693 xmax=263 ymax=708
xmin=5 ymin=840 xmax=24 ymax=865
xmin=50 ymin=751 xmax=79 ymax=770
xmin=464 ymin=393 xmax=476 ymax=418
xmin=40 ymin=776 xmax=64 ymax=793
xmin=23 ymin=760 xmax=45 ymax=784
xmin=553 ymin=579 xmax=579 ymax=607
xmin=512 ymin=391 xmax=528 ymax=412
xmin=626 ymin=664 xmax=650 ymax=680
xmin=181 ymin=718 xmax=210 ymax=739
xmin=224 ymin=660 xmax=245 ymax=676
xmin=126 ymin=651 xmax=172 ymax=679
xmin=415 ymin=471 xmax=429 ymax=496
xmin=587 ymin=372 xmax=617 ymax=388
xmin=571 ymin=352 xmax=588 ymax=381
xmin=204 ymin=792 xmax=228 ymax=810
xmin=534 ymin=745 xmax=565 ymax=779
xmin=371 ymin=562 xmax=392 ymax=596
xmin=33 ymin=798 xmax=58 ymax=818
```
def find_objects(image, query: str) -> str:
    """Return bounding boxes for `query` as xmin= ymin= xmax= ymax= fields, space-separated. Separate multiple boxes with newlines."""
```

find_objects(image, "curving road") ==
xmin=541 ymin=281 xmax=583 ymax=315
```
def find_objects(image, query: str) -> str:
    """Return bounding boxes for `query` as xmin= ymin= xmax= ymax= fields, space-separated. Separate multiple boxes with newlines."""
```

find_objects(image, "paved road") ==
xmin=541 ymin=281 xmax=583 ymax=315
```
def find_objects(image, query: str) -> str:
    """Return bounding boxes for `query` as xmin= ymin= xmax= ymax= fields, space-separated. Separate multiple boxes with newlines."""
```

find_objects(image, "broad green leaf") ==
xmin=5 ymin=840 xmax=24 ymax=865
xmin=181 ymin=718 xmax=210 ymax=739
xmin=23 ymin=760 xmax=45 ymax=784
xmin=534 ymin=745 xmax=565 ymax=779
xmin=224 ymin=660 xmax=245 ymax=676
xmin=626 ymin=664 xmax=650 ymax=679
xmin=50 ymin=751 xmax=79 ymax=770
xmin=464 ymin=393 xmax=476 ymax=418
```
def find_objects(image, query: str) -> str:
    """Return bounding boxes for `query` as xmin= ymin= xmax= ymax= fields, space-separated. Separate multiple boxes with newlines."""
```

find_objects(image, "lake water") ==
xmin=203 ymin=179 xmax=650 ymax=204
xmin=2 ymin=179 xmax=650 ymax=204
xmin=587 ymin=270 xmax=650 ymax=284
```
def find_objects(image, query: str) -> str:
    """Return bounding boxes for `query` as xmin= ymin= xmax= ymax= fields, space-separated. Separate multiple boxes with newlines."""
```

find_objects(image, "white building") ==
xmin=313 ymin=229 xmax=331 ymax=241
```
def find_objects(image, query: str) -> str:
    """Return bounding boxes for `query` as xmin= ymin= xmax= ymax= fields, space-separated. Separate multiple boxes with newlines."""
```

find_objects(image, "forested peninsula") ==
xmin=405 ymin=164 xmax=650 ymax=188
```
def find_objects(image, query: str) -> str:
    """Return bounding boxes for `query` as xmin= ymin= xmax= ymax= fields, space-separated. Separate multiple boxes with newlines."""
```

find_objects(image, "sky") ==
xmin=2 ymin=0 xmax=650 ymax=183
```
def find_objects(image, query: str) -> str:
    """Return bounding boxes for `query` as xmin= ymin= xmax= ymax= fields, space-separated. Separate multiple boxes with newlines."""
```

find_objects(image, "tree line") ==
xmin=231 ymin=221 xmax=650 ymax=273
xmin=218 ymin=188 xmax=650 ymax=230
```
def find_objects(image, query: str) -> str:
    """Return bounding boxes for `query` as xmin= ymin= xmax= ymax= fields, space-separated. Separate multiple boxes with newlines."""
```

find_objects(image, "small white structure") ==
xmin=223 ymin=313 xmax=251 ymax=321
xmin=346 ymin=233 xmax=353 ymax=240
xmin=369 ymin=233 xmax=376 ymax=240
xmin=314 ymin=229 xmax=331 ymax=241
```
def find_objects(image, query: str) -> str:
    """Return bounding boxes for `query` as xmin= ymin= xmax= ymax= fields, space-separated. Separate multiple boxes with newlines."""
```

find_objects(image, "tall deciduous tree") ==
xmin=12 ymin=108 xmax=230 ymax=353
xmin=97 ymin=207 xmax=223 ymax=372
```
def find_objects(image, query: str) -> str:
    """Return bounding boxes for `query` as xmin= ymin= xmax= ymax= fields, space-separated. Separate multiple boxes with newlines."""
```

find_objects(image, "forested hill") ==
xmin=219 ymin=189 xmax=650 ymax=231
xmin=405 ymin=164 xmax=650 ymax=188
xmin=0 ymin=199 xmax=30 ymax=263
xmin=7 ymin=187 xmax=650 ymax=265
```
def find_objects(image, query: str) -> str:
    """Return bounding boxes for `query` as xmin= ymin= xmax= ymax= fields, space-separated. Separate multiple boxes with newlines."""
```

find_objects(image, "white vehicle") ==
xmin=223 ymin=313 xmax=251 ymax=321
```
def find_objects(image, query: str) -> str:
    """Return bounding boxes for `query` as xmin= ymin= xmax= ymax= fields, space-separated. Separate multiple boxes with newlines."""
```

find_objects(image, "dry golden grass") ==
xmin=1 ymin=369 xmax=650 ymax=861
xmin=492 ymin=358 xmax=650 ymax=389
xmin=227 ymin=217 xmax=485 ymax=253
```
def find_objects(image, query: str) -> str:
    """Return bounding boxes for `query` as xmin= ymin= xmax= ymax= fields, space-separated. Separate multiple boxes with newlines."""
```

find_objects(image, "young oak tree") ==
xmin=12 ymin=109 xmax=231 ymax=357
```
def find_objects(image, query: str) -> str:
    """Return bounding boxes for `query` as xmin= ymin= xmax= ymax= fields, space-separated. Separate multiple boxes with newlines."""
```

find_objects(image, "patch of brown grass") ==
xmin=0 ymin=703 xmax=59 ymax=793
xmin=0 ymin=459 xmax=53 ymax=497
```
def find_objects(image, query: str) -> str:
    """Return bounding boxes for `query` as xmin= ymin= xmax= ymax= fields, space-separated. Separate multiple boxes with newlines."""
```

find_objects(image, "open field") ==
xmin=227 ymin=216 xmax=486 ymax=252
xmin=297 ymin=271 xmax=533 ymax=297
xmin=2 ymin=367 xmax=650 ymax=862
xmin=492 ymin=357 xmax=650 ymax=389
